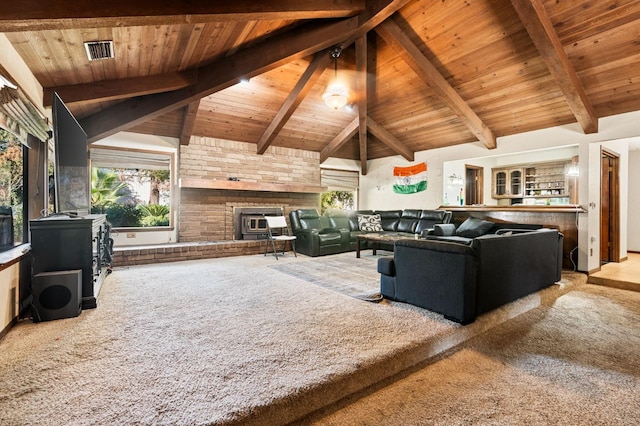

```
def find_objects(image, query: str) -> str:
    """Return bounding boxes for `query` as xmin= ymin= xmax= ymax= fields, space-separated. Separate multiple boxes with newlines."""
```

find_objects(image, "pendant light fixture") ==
xmin=322 ymin=47 xmax=349 ymax=110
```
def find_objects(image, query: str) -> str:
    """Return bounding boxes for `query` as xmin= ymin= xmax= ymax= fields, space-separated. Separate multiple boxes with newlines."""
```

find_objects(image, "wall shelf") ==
xmin=179 ymin=178 xmax=327 ymax=194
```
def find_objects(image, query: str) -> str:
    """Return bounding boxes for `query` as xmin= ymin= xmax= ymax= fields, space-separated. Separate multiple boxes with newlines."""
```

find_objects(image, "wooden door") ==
xmin=465 ymin=165 xmax=483 ymax=205
xmin=600 ymin=150 xmax=620 ymax=264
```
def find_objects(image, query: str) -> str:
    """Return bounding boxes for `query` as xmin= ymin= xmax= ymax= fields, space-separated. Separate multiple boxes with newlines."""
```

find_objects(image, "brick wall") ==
xmin=179 ymin=137 xmax=321 ymax=242
xmin=180 ymin=137 xmax=320 ymax=184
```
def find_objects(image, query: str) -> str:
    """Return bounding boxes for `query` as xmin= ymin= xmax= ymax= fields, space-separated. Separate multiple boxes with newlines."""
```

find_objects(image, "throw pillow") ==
xmin=357 ymin=214 xmax=383 ymax=232
xmin=456 ymin=217 xmax=495 ymax=238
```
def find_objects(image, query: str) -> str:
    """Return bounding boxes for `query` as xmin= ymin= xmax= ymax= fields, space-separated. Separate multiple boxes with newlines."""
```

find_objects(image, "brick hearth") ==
xmin=112 ymin=240 xmax=267 ymax=267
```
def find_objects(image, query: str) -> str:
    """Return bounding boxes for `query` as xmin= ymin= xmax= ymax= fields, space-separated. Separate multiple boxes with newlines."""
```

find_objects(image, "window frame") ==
xmin=89 ymin=146 xmax=175 ymax=230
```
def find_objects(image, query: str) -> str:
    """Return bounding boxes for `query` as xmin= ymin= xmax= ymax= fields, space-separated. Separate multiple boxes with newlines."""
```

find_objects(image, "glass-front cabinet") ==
xmin=509 ymin=169 xmax=523 ymax=197
xmin=493 ymin=170 xmax=507 ymax=197
xmin=492 ymin=167 xmax=523 ymax=198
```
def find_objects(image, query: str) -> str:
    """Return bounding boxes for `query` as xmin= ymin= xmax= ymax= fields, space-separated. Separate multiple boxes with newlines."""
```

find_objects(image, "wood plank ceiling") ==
xmin=2 ymin=0 xmax=640 ymax=174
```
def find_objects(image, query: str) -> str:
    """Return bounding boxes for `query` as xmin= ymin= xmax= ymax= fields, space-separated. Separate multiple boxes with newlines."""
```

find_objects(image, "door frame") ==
xmin=465 ymin=165 xmax=484 ymax=205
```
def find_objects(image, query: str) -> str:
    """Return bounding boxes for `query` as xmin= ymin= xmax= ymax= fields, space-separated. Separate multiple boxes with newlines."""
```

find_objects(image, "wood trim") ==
xmin=179 ymin=178 xmax=327 ymax=194
xmin=0 ymin=1 xmax=365 ymax=31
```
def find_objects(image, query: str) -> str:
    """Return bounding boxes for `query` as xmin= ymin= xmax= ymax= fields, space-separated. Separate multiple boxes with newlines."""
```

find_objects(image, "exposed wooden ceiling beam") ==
xmin=320 ymin=117 xmax=360 ymax=163
xmin=44 ymin=72 xmax=197 ymax=107
xmin=0 ymin=0 xmax=365 ymax=31
xmin=510 ymin=0 xmax=598 ymax=134
xmin=356 ymin=35 xmax=368 ymax=175
xmin=179 ymin=100 xmax=201 ymax=146
xmin=375 ymin=19 xmax=497 ymax=150
xmin=367 ymin=118 xmax=414 ymax=161
xmin=256 ymin=52 xmax=331 ymax=154
xmin=80 ymin=0 xmax=412 ymax=143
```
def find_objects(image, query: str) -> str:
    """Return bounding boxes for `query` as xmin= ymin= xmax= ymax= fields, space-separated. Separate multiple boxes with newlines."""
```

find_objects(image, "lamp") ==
xmin=322 ymin=47 xmax=349 ymax=110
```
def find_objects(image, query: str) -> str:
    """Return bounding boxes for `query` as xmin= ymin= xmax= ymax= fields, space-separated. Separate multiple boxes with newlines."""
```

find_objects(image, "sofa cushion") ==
xmin=456 ymin=217 xmax=495 ymax=238
xmin=297 ymin=209 xmax=320 ymax=219
xmin=377 ymin=210 xmax=402 ymax=231
xmin=325 ymin=209 xmax=351 ymax=229
xmin=353 ymin=210 xmax=374 ymax=231
xmin=420 ymin=210 xmax=446 ymax=221
xmin=318 ymin=232 xmax=343 ymax=245
xmin=401 ymin=209 xmax=422 ymax=219
xmin=358 ymin=214 xmax=383 ymax=232
xmin=415 ymin=210 xmax=450 ymax=234
xmin=397 ymin=218 xmax=418 ymax=233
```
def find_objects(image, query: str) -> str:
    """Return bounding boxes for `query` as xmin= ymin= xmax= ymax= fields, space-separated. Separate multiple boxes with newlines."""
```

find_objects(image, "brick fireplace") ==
xmin=233 ymin=207 xmax=283 ymax=240
xmin=178 ymin=136 xmax=325 ymax=244
xmin=179 ymin=188 xmax=319 ymax=242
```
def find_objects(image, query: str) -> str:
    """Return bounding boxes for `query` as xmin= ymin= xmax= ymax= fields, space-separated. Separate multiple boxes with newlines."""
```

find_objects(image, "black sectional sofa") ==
xmin=378 ymin=217 xmax=564 ymax=324
xmin=289 ymin=208 xmax=452 ymax=257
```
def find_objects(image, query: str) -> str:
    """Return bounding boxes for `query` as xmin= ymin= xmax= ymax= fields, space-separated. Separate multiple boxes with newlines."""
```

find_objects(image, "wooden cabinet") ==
xmin=492 ymin=160 xmax=571 ymax=201
xmin=30 ymin=214 xmax=111 ymax=309
xmin=492 ymin=167 xmax=524 ymax=198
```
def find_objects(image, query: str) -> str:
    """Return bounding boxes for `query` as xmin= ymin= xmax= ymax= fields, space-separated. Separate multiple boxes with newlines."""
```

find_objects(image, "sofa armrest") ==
xmin=433 ymin=223 xmax=456 ymax=236
xmin=377 ymin=256 xmax=395 ymax=276
xmin=292 ymin=228 xmax=321 ymax=256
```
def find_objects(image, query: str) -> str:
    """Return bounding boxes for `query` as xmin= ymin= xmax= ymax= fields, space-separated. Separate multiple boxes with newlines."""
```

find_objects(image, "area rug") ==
xmin=268 ymin=251 xmax=389 ymax=301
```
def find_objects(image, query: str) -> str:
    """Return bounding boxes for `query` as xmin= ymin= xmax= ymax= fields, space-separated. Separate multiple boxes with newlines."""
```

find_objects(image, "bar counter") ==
xmin=442 ymin=205 xmax=585 ymax=270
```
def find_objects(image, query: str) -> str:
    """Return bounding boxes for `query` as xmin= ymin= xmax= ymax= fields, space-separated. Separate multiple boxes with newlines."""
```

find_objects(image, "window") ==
xmin=0 ymin=129 xmax=26 ymax=248
xmin=320 ymin=168 xmax=359 ymax=214
xmin=89 ymin=148 xmax=172 ymax=228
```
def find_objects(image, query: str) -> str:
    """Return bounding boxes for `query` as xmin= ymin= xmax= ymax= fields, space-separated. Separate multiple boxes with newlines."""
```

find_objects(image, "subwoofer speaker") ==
xmin=32 ymin=270 xmax=82 ymax=322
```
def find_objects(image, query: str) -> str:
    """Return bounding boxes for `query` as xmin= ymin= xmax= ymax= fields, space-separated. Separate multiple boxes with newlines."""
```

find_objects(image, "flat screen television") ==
xmin=52 ymin=92 xmax=90 ymax=216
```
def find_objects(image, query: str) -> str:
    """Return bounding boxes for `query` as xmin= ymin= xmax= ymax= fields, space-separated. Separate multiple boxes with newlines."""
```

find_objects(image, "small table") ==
xmin=356 ymin=233 xmax=413 ymax=258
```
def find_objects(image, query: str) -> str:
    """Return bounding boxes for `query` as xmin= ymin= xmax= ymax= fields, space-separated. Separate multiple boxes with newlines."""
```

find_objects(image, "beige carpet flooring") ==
xmin=299 ymin=284 xmax=640 ymax=425
xmin=0 ymin=252 xmax=633 ymax=425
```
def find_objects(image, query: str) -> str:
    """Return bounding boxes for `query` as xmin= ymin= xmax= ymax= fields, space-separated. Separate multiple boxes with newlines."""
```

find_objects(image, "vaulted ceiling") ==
xmin=2 ymin=0 xmax=640 ymax=174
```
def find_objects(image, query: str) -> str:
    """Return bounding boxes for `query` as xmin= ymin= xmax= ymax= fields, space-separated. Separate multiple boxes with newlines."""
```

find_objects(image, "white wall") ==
xmin=357 ymin=111 xmax=640 ymax=272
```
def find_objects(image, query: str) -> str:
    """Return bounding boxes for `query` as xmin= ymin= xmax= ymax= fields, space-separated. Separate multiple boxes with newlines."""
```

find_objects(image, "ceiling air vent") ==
xmin=84 ymin=41 xmax=114 ymax=61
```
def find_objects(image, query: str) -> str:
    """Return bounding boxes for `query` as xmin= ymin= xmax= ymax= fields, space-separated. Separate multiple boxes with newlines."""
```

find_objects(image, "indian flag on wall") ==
xmin=393 ymin=162 xmax=427 ymax=194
